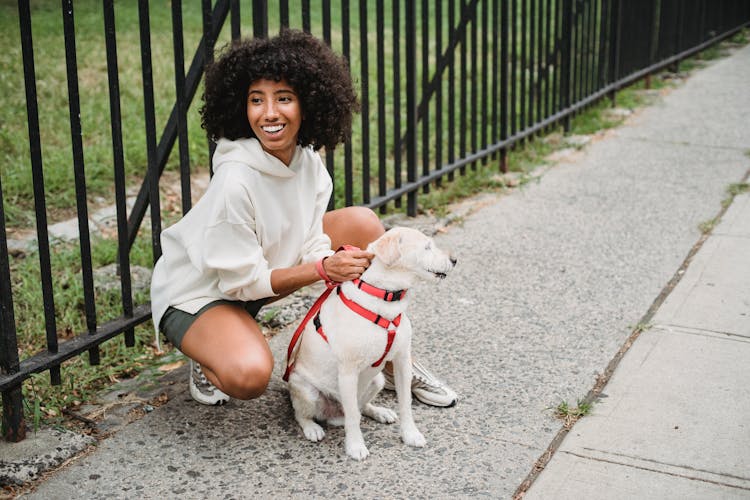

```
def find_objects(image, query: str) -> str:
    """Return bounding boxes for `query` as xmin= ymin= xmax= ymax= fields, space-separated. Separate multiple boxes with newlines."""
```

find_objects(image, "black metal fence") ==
xmin=2 ymin=0 xmax=749 ymax=442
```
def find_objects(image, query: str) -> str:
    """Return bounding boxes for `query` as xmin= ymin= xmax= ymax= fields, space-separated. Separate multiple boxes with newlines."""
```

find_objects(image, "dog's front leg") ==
xmin=393 ymin=352 xmax=426 ymax=447
xmin=338 ymin=367 xmax=369 ymax=460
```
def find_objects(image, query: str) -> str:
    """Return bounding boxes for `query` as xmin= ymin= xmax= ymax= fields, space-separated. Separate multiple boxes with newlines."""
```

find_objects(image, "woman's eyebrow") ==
xmin=247 ymin=88 xmax=296 ymax=95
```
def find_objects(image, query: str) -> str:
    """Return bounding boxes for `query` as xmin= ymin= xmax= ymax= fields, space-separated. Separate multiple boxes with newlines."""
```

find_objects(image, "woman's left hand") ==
xmin=322 ymin=249 xmax=374 ymax=282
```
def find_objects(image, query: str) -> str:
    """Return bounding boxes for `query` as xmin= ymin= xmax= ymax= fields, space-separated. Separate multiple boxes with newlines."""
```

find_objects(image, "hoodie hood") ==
xmin=212 ymin=137 xmax=302 ymax=178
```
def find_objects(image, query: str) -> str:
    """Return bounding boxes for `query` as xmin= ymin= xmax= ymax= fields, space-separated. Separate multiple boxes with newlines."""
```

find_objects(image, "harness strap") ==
xmin=337 ymin=287 xmax=402 ymax=331
xmin=352 ymin=278 xmax=407 ymax=302
xmin=371 ymin=328 xmax=396 ymax=368
xmin=313 ymin=313 xmax=328 ymax=343
xmin=337 ymin=287 xmax=401 ymax=367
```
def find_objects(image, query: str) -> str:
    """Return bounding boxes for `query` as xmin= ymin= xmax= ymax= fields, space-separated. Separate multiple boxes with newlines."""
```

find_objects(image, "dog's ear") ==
xmin=368 ymin=230 xmax=401 ymax=266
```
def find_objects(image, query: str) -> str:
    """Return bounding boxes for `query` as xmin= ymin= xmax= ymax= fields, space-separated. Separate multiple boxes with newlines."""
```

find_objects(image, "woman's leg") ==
xmin=323 ymin=206 xmax=384 ymax=250
xmin=180 ymin=304 xmax=274 ymax=400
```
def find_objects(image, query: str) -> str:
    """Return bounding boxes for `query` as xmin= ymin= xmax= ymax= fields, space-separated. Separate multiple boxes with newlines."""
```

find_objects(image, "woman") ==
xmin=150 ymin=29 xmax=456 ymax=408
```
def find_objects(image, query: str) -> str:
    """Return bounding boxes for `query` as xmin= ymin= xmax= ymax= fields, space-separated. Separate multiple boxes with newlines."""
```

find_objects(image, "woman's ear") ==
xmin=367 ymin=230 xmax=401 ymax=266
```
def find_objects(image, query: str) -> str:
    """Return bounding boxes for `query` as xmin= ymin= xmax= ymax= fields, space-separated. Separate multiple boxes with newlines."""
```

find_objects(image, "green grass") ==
xmin=0 ymin=1 xmax=215 ymax=228
xmin=9 ymin=233 xmax=157 ymax=427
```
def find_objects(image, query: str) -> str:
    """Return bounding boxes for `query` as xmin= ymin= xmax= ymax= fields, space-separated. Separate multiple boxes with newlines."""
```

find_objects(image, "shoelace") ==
xmin=413 ymin=375 xmax=445 ymax=389
xmin=193 ymin=363 xmax=217 ymax=391
xmin=411 ymin=363 xmax=446 ymax=389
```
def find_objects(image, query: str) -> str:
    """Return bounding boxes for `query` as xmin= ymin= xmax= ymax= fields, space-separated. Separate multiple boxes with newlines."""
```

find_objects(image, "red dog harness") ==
xmin=283 ymin=277 xmax=407 ymax=382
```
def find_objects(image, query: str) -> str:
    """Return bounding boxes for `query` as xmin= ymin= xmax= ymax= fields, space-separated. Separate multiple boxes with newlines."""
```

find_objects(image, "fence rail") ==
xmin=2 ymin=0 xmax=749 ymax=441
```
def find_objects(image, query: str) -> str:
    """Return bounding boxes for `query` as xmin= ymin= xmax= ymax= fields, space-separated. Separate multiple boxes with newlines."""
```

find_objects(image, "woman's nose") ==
xmin=263 ymin=101 xmax=279 ymax=119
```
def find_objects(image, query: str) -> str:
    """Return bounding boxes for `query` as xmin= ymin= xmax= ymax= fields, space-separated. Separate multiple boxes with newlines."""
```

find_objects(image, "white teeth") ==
xmin=262 ymin=124 xmax=284 ymax=133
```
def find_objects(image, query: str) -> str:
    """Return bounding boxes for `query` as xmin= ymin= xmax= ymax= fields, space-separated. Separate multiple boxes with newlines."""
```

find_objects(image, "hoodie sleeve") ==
xmin=202 ymin=221 xmax=276 ymax=301
xmin=299 ymin=158 xmax=335 ymax=263
xmin=200 ymin=180 xmax=277 ymax=301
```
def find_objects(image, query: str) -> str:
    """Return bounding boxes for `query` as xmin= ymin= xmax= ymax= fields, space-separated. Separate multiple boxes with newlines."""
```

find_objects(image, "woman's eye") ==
xmin=249 ymin=97 xmax=262 ymax=104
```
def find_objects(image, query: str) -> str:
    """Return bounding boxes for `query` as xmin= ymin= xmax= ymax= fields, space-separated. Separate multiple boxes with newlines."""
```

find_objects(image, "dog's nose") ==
xmin=450 ymin=256 xmax=457 ymax=266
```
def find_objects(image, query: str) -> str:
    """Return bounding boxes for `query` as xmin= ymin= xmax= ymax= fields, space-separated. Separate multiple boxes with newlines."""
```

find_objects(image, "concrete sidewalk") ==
xmin=525 ymin=190 xmax=750 ymax=499
xmin=4 ymin=42 xmax=749 ymax=500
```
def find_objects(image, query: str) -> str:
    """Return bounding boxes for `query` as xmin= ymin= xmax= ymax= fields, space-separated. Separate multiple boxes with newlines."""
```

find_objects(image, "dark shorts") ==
xmin=159 ymin=298 xmax=268 ymax=351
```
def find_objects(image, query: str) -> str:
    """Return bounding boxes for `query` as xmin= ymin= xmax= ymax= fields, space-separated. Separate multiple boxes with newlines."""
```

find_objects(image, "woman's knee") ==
xmin=324 ymin=206 xmax=385 ymax=249
xmin=218 ymin=352 xmax=274 ymax=400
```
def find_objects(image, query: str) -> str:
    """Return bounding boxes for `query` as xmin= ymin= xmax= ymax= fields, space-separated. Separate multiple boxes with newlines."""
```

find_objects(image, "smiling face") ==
xmin=246 ymin=79 xmax=303 ymax=165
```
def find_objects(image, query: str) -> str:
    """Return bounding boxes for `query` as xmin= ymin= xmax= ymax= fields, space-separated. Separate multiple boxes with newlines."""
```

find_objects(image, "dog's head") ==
xmin=367 ymin=227 xmax=457 ymax=284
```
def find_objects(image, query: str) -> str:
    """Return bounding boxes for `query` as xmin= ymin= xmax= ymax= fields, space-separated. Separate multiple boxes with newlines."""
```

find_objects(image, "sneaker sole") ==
xmin=413 ymin=393 xmax=457 ymax=408
xmin=189 ymin=386 xmax=230 ymax=406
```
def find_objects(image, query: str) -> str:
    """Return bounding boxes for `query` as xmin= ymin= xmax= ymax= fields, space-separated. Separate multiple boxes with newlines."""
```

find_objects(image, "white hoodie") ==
xmin=150 ymin=137 xmax=334 ymax=331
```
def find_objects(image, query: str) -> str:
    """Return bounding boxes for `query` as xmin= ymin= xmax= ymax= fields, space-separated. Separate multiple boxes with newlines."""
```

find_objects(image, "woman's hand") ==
xmin=322 ymin=249 xmax=374 ymax=282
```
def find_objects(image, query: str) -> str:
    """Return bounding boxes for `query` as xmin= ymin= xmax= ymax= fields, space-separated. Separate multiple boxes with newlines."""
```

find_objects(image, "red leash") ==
xmin=282 ymin=284 xmax=336 ymax=381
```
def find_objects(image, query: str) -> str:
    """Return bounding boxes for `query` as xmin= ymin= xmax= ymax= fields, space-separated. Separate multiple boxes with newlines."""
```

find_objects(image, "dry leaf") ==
xmin=158 ymin=360 xmax=186 ymax=372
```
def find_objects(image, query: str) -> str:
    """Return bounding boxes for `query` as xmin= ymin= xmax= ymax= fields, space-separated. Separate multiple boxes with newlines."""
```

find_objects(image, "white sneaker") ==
xmin=189 ymin=360 xmax=230 ymax=405
xmin=383 ymin=359 xmax=457 ymax=407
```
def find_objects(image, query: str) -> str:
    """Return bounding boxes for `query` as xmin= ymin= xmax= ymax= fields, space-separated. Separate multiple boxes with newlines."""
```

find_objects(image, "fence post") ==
xmin=138 ymin=0 xmax=163 ymax=265
xmin=359 ymin=0 xmax=371 ymax=205
xmin=608 ymin=0 xmax=622 ymax=106
xmin=406 ymin=0 xmax=418 ymax=216
xmin=499 ymin=0 xmax=509 ymax=172
xmin=0 ymin=175 xmax=25 ymax=442
xmin=669 ymin=0 xmax=684 ymax=73
xmin=202 ymin=0 xmax=217 ymax=173
xmin=252 ymin=0 xmax=268 ymax=38
xmin=560 ymin=0 xmax=572 ymax=131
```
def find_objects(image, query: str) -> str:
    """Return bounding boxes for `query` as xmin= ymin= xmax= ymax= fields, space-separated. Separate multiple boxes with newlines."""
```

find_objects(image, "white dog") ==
xmin=284 ymin=226 xmax=456 ymax=460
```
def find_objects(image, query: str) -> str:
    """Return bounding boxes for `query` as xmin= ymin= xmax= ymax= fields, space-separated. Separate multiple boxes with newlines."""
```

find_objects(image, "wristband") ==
xmin=316 ymin=257 xmax=338 ymax=286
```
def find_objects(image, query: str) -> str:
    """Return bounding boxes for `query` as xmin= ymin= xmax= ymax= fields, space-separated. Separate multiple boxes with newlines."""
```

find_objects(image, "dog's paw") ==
xmin=345 ymin=439 xmax=370 ymax=460
xmin=365 ymin=404 xmax=398 ymax=424
xmin=402 ymin=429 xmax=426 ymax=448
xmin=302 ymin=422 xmax=326 ymax=442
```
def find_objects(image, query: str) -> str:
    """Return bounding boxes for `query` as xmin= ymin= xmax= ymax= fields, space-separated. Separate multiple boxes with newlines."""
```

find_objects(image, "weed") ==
xmin=629 ymin=322 xmax=652 ymax=334
xmin=697 ymin=45 xmax=725 ymax=61
xmin=698 ymin=218 xmax=718 ymax=234
xmin=261 ymin=308 xmax=280 ymax=325
xmin=699 ymin=183 xmax=748 ymax=233
xmin=726 ymin=182 xmax=749 ymax=197
xmin=730 ymin=28 xmax=749 ymax=44
xmin=721 ymin=182 xmax=750 ymax=209
xmin=552 ymin=399 xmax=593 ymax=429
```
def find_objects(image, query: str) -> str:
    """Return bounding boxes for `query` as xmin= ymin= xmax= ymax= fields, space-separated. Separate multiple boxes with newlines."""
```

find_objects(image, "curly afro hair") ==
xmin=200 ymin=29 xmax=359 ymax=151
